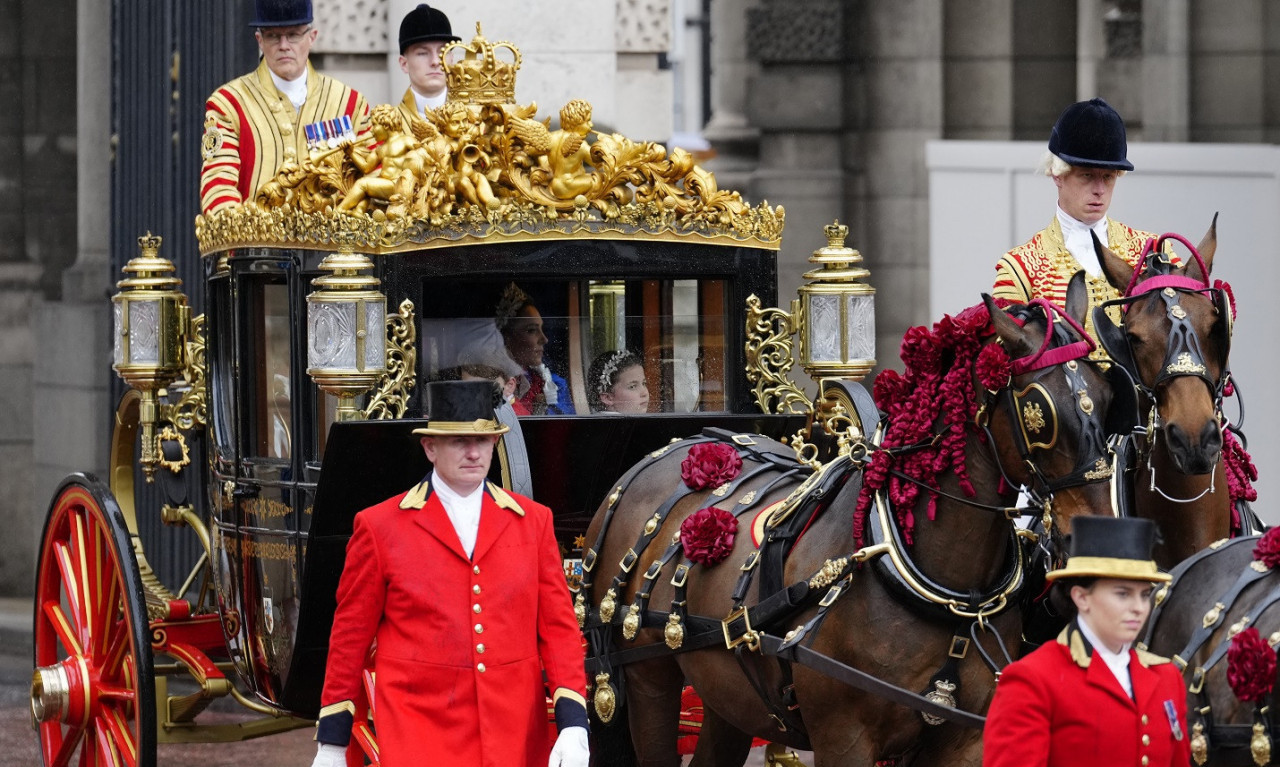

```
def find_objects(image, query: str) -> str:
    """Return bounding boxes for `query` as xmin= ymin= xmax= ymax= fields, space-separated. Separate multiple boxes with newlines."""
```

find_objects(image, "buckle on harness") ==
xmin=732 ymin=434 xmax=757 ymax=446
xmin=723 ymin=606 xmax=760 ymax=651
xmin=949 ymin=636 xmax=970 ymax=659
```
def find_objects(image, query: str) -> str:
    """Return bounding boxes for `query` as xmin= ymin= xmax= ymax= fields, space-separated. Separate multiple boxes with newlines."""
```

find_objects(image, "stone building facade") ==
xmin=4 ymin=0 xmax=1280 ymax=595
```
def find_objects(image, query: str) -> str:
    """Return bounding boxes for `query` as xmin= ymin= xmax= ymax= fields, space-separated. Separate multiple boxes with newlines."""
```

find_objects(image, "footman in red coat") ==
xmin=310 ymin=380 xmax=589 ymax=767
xmin=983 ymin=516 xmax=1190 ymax=767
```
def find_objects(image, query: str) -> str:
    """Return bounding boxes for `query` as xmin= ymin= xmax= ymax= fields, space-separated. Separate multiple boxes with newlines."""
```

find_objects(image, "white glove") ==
xmin=311 ymin=743 xmax=347 ymax=767
xmin=548 ymin=725 xmax=589 ymax=767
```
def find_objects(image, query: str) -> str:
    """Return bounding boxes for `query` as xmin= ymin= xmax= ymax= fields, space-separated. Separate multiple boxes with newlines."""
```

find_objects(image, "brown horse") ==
xmin=1141 ymin=532 xmax=1280 ymax=767
xmin=1092 ymin=219 xmax=1240 ymax=568
xmin=581 ymin=279 xmax=1116 ymax=767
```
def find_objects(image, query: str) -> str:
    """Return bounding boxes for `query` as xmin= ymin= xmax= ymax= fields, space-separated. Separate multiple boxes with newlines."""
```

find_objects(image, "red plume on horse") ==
xmin=580 ymin=276 xmax=1116 ymax=766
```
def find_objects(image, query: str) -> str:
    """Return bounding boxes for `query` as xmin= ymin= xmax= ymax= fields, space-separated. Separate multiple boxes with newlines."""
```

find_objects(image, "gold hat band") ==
xmin=1045 ymin=555 xmax=1171 ymax=583
xmin=412 ymin=418 xmax=509 ymax=436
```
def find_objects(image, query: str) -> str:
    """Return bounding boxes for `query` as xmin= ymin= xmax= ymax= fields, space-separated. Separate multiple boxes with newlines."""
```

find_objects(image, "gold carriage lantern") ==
xmin=111 ymin=232 xmax=191 ymax=481
xmin=797 ymin=221 xmax=876 ymax=380
xmin=306 ymin=249 xmax=387 ymax=421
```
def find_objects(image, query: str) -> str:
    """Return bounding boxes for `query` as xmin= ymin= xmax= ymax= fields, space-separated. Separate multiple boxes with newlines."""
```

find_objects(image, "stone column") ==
xmin=703 ymin=0 xmax=761 ymax=187
xmin=745 ymin=0 xmax=848 ymax=310
xmin=24 ymin=0 xmax=108 ymax=596
xmin=1142 ymin=0 xmax=1189 ymax=141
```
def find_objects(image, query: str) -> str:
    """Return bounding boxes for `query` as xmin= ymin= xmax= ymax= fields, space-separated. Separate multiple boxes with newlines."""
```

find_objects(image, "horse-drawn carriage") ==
xmin=26 ymin=26 xmax=871 ymax=767
xmin=29 ymin=21 xmax=1269 ymax=767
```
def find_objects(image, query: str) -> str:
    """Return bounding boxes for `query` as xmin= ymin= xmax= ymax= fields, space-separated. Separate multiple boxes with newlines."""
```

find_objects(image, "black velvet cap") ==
xmin=399 ymin=3 xmax=460 ymax=53
xmin=250 ymin=0 xmax=312 ymax=28
xmin=1048 ymin=98 xmax=1134 ymax=171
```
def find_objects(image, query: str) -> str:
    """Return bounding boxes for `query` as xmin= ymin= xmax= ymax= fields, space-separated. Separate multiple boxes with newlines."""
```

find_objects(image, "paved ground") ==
xmin=2 ymin=597 xmax=805 ymax=765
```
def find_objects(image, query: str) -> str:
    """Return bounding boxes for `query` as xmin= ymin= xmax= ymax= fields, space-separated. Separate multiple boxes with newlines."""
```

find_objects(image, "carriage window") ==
xmin=246 ymin=280 xmax=293 ymax=460
xmin=417 ymin=278 xmax=729 ymax=415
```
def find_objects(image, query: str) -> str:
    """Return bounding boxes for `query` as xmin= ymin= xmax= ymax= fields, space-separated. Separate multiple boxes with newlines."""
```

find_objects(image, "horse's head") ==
xmin=979 ymin=272 xmax=1116 ymax=550
xmin=1093 ymin=218 xmax=1231 ymax=474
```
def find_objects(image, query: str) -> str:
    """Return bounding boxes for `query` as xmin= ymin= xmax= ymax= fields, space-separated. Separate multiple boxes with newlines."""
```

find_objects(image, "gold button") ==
xmin=1141 ymin=715 xmax=1148 ymax=725
xmin=477 ymin=663 xmax=486 ymax=673
xmin=475 ymin=623 xmax=483 ymax=634
xmin=283 ymin=147 xmax=297 ymax=161
xmin=270 ymin=102 xmax=282 ymax=112
xmin=473 ymin=565 xmax=481 ymax=575
xmin=473 ymin=584 xmax=481 ymax=595
xmin=280 ymin=124 xmax=292 ymax=136
xmin=1142 ymin=735 xmax=1150 ymax=746
xmin=473 ymin=604 xmax=482 ymax=614
xmin=476 ymin=644 xmax=485 ymax=653
xmin=1141 ymin=757 xmax=1149 ymax=766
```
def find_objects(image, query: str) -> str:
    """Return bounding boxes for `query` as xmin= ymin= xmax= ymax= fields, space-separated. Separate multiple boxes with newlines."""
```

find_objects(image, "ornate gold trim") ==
xmin=159 ymin=313 xmax=208 ymax=432
xmin=1167 ymin=352 xmax=1207 ymax=376
xmin=745 ymin=294 xmax=812 ymax=416
xmin=363 ymin=299 xmax=418 ymax=420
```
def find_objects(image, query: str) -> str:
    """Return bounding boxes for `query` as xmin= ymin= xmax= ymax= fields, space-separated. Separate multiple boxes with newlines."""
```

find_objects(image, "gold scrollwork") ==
xmin=156 ymin=426 xmax=191 ymax=474
xmin=808 ymin=558 xmax=848 ymax=590
xmin=1082 ymin=458 xmax=1113 ymax=481
xmin=664 ymin=614 xmax=685 ymax=650
xmin=744 ymin=295 xmax=813 ymax=417
xmin=593 ymin=673 xmax=617 ymax=723
xmin=364 ymin=299 xmax=418 ymax=420
xmin=159 ymin=313 xmax=208 ymax=432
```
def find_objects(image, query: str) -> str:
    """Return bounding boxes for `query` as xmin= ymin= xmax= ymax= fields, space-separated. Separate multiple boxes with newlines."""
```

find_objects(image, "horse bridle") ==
xmin=975 ymin=299 xmax=1114 ymax=509
xmin=1093 ymin=233 xmax=1233 ymax=407
xmin=1092 ymin=234 xmax=1235 ymax=502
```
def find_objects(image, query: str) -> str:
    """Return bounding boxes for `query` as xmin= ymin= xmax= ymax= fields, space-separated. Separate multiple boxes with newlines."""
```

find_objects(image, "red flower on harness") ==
xmin=681 ymin=443 xmax=742 ymax=490
xmin=1253 ymin=527 xmax=1280 ymax=569
xmin=1226 ymin=627 xmax=1276 ymax=703
xmin=975 ymin=343 xmax=1012 ymax=392
xmin=680 ymin=506 xmax=739 ymax=566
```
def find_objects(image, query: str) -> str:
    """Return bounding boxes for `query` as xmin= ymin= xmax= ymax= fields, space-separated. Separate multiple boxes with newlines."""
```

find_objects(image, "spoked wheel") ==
xmin=32 ymin=475 xmax=156 ymax=767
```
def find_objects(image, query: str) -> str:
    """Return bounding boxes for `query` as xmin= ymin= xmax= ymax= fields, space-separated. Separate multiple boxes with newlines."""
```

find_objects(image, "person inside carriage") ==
xmin=587 ymin=348 xmax=650 ymax=414
xmin=983 ymin=516 xmax=1190 ymax=767
xmin=497 ymin=282 xmax=576 ymax=415
xmin=991 ymin=97 xmax=1163 ymax=357
xmin=311 ymin=380 xmax=589 ymax=767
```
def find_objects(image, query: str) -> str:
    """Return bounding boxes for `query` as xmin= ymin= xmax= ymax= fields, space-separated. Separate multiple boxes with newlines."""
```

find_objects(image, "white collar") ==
xmin=413 ymin=88 xmax=448 ymax=114
xmin=432 ymin=474 xmax=483 ymax=505
xmin=269 ymin=67 xmax=309 ymax=109
xmin=1077 ymin=614 xmax=1133 ymax=696
xmin=1056 ymin=206 xmax=1110 ymax=278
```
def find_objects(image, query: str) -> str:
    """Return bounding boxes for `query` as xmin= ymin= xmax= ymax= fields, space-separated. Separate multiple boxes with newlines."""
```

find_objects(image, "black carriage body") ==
xmin=202 ymin=239 xmax=804 ymax=714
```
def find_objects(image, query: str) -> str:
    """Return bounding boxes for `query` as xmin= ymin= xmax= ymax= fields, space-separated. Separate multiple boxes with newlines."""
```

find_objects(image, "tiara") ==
xmin=494 ymin=282 xmax=531 ymax=330
xmin=596 ymin=349 xmax=632 ymax=395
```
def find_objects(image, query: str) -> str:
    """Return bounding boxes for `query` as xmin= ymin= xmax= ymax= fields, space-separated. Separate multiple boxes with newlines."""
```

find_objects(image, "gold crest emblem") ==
xmin=664 ymin=614 xmax=685 ymax=649
xmin=622 ymin=604 xmax=641 ymax=640
xmin=593 ymin=673 xmax=617 ymax=723
xmin=201 ymin=115 xmax=223 ymax=161
xmin=1022 ymin=402 xmax=1046 ymax=433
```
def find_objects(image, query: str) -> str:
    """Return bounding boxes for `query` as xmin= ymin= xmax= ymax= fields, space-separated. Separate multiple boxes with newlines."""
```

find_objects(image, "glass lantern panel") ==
xmin=807 ymin=293 xmax=840 ymax=362
xmin=112 ymin=302 xmax=123 ymax=365
xmin=846 ymin=293 xmax=876 ymax=361
xmin=127 ymin=299 xmax=160 ymax=364
xmin=308 ymin=301 xmax=357 ymax=370
xmin=364 ymin=300 xmax=387 ymax=371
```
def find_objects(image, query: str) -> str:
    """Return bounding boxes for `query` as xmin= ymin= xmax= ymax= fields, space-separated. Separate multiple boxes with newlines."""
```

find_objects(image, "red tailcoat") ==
xmin=983 ymin=622 xmax=1191 ymax=767
xmin=318 ymin=476 xmax=586 ymax=767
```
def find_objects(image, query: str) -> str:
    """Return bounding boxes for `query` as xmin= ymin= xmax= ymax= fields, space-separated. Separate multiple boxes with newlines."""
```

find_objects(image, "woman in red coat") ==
xmin=983 ymin=516 xmax=1190 ymax=767
xmin=310 ymin=380 xmax=589 ymax=767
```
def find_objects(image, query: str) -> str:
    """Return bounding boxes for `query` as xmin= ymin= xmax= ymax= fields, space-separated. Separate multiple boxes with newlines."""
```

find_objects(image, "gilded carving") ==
xmin=364 ymin=299 xmax=418 ymax=420
xmin=196 ymin=26 xmax=783 ymax=255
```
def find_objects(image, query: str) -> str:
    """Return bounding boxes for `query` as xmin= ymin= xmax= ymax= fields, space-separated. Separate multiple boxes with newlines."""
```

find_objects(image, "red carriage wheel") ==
xmin=31 ymin=475 xmax=156 ymax=767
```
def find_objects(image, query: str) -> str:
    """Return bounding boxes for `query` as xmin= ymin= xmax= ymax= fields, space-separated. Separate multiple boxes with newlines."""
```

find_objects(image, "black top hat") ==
xmin=1048 ymin=98 xmax=1134 ymax=172
xmin=412 ymin=380 xmax=509 ymax=437
xmin=250 ymin=0 xmax=313 ymax=28
xmin=1046 ymin=516 xmax=1169 ymax=582
xmin=399 ymin=4 xmax=461 ymax=53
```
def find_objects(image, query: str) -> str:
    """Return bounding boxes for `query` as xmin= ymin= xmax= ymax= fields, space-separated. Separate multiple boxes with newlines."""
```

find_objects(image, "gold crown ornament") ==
xmin=444 ymin=23 xmax=521 ymax=105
